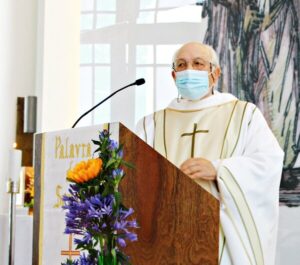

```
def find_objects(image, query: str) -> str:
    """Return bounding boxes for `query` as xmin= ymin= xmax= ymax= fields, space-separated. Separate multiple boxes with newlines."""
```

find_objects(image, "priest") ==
xmin=136 ymin=42 xmax=284 ymax=265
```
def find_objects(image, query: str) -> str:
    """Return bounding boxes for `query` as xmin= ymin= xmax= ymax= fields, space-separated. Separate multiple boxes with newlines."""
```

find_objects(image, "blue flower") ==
xmin=113 ymin=207 xmax=138 ymax=248
xmin=116 ymin=237 xmax=126 ymax=248
xmin=108 ymin=139 xmax=118 ymax=151
xmin=120 ymin=208 xmax=134 ymax=219
xmin=117 ymin=149 xmax=123 ymax=158
xmin=99 ymin=130 xmax=109 ymax=139
xmin=101 ymin=204 xmax=113 ymax=215
xmin=74 ymin=233 xmax=92 ymax=245
xmin=63 ymin=191 xmax=117 ymax=239
xmin=77 ymin=252 xmax=98 ymax=265
xmin=112 ymin=169 xmax=124 ymax=179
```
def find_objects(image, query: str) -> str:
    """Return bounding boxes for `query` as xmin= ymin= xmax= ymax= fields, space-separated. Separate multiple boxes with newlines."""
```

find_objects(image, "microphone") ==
xmin=71 ymin=78 xmax=146 ymax=128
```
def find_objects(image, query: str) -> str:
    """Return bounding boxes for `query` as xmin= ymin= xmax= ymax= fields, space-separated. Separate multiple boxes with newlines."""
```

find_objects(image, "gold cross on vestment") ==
xmin=61 ymin=234 xmax=80 ymax=259
xmin=181 ymin=123 xmax=209 ymax=158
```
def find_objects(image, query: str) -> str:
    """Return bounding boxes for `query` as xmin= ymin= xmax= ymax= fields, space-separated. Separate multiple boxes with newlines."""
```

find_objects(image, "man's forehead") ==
xmin=176 ymin=44 xmax=211 ymax=61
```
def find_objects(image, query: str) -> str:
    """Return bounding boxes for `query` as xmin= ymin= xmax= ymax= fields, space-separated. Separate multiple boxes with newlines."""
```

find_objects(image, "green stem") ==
xmin=98 ymin=252 xmax=104 ymax=265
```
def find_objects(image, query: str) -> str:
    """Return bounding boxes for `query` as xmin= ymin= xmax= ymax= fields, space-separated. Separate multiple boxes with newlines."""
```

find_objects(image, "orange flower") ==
xmin=67 ymin=158 xmax=102 ymax=183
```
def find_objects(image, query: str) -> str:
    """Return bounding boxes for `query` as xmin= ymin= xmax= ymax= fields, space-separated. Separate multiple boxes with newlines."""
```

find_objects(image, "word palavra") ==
xmin=55 ymin=136 xmax=92 ymax=159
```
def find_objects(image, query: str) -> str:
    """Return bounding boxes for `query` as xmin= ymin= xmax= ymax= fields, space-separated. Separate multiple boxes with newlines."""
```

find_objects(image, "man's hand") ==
xmin=180 ymin=158 xmax=217 ymax=181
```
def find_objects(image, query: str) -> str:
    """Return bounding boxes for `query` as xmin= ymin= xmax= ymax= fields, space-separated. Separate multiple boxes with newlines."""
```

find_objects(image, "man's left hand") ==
xmin=180 ymin=158 xmax=217 ymax=181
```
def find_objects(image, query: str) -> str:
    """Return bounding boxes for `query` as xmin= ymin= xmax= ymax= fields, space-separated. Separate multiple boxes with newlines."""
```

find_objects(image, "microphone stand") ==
xmin=72 ymin=79 xmax=145 ymax=128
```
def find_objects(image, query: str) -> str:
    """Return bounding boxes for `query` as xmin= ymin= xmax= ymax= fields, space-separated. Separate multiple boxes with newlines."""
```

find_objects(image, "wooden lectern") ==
xmin=33 ymin=123 xmax=219 ymax=265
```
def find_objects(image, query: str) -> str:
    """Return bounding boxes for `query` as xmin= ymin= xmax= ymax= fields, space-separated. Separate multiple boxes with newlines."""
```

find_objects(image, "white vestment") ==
xmin=136 ymin=92 xmax=284 ymax=265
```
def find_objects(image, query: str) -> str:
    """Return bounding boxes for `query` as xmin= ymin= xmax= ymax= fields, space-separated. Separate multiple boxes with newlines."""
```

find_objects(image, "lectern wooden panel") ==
xmin=119 ymin=124 xmax=219 ymax=265
xmin=33 ymin=123 xmax=219 ymax=265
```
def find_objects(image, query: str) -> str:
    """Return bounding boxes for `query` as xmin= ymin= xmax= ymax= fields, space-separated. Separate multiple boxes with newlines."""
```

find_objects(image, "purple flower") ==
xmin=108 ymin=139 xmax=118 ymax=151
xmin=63 ymin=192 xmax=115 ymax=237
xmin=99 ymin=130 xmax=109 ymax=139
xmin=101 ymin=204 xmax=113 ymax=215
xmin=74 ymin=233 xmax=92 ymax=245
xmin=78 ymin=252 xmax=98 ymax=265
xmin=120 ymin=208 xmax=134 ymax=219
xmin=112 ymin=169 xmax=124 ymax=179
xmin=113 ymin=207 xmax=138 ymax=248
xmin=117 ymin=149 xmax=123 ymax=158
xmin=125 ymin=232 xmax=138 ymax=242
xmin=116 ymin=238 xmax=126 ymax=248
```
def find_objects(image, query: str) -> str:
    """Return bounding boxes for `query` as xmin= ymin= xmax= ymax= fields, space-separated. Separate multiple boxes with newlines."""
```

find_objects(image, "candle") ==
xmin=9 ymin=149 xmax=22 ymax=182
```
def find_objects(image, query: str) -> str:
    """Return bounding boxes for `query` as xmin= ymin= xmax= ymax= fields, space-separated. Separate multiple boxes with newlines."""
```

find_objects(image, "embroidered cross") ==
xmin=181 ymin=123 xmax=209 ymax=158
xmin=61 ymin=234 xmax=80 ymax=259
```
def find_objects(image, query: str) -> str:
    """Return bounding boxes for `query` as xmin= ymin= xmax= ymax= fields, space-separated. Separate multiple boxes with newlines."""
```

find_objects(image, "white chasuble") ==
xmin=136 ymin=92 xmax=284 ymax=265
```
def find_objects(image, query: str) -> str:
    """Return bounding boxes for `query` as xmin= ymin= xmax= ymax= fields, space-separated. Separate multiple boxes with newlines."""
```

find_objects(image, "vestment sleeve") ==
xmin=216 ymin=106 xmax=284 ymax=265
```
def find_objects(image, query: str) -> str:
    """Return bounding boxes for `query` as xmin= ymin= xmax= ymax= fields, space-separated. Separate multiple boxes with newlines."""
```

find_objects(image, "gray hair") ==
xmin=172 ymin=43 xmax=220 ymax=68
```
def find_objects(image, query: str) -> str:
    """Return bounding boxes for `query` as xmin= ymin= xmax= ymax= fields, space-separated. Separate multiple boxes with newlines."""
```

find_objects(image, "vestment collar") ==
xmin=167 ymin=91 xmax=237 ymax=111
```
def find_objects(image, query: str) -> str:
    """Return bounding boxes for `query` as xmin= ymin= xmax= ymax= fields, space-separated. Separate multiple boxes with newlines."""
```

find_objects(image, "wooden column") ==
xmin=16 ymin=97 xmax=34 ymax=166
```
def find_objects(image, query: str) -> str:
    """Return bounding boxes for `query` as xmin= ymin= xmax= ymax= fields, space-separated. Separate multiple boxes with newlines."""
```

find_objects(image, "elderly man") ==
xmin=136 ymin=42 xmax=284 ymax=265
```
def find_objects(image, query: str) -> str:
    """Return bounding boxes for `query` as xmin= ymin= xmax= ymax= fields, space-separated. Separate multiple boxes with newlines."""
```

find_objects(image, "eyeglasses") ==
xmin=173 ymin=58 xmax=213 ymax=72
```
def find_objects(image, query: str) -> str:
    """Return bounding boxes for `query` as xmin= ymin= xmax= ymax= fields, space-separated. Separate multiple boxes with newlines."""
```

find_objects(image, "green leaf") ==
xmin=116 ymin=251 xmax=131 ymax=264
xmin=105 ymin=158 xmax=116 ymax=169
xmin=92 ymin=140 xmax=100 ymax=145
xmin=93 ymin=147 xmax=100 ymax=154
xmin=122 ymin=161 xmax=135 ymax=169
xmin=111 ymin=248 xmax=117 ymax=265
xmin=102 ymin=184 xmax=110 ymax=197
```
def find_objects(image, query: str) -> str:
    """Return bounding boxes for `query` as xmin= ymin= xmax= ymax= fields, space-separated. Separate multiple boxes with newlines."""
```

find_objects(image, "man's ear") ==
xmin=213 ymin=67 xmax=221 ymax=80
xmin=172 ymin=71 xmax=176 ymax=80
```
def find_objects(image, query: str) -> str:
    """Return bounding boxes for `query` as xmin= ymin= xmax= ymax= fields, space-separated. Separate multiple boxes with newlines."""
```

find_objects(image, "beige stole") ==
xmin=152 ymin=99 xmax=247 ymax=192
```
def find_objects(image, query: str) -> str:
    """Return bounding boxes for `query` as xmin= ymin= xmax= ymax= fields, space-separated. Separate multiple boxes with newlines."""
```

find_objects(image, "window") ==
xmin=80 ymin=0 xmax=206 ymax=129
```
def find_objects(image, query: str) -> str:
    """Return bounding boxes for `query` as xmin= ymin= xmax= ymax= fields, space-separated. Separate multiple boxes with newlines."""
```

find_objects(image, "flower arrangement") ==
xmin=62 ymin=130 xmax=138 ymax=265
xmin=24 ymin=167 xmax=34 ymax=211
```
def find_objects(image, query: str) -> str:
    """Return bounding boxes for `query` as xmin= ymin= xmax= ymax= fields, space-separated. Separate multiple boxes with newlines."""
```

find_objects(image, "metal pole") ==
xmin=7 ymin=180 xmax=19 ymax=265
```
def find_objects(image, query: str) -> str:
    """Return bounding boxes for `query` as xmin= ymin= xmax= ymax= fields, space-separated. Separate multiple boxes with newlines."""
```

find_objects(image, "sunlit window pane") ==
xmin=80 ymin=44 xmax=93 ymax=64
xmin=136 ymin=45 xmax=154 ymax=64
xmin=157 ymin=5 xmax=203 ymax=23
xmin=96 ymin=14 xmax=116 ymax=28
xmin=94 ymin=66 xmax=111 ymax=124
xmin=81 ymin=0 xmax=94 ymax=11
xmin=135 ymin=67 xmax=154 ymax=123
xmin=156 ymin=44 xmax=181 ymax=64
xmin=158 ymin=0 xmax=196 ymax=8
xmin=156 ymin=67 xmax=177 ymax=110
xmin=95 ymin=66 xmax=111 ymax=93
xmin=80 ymin=67 xmax=93 ymax=125
xmin=137 ymin=11 xmax=155 ymax=24
xmin=81 ymin=14 xmax=94 ymax=30
xmin=93 ymin=89 xmax=111 ymax=124
xmin=140 ymin=0 xmax=156 ymax=9
xmin=97 ymin=0 xmax=116 ymax=11
xmin=125 ymin=44 xmax=129 ymax=64
xmin=95 ymin=44 xmax=110 ymax=64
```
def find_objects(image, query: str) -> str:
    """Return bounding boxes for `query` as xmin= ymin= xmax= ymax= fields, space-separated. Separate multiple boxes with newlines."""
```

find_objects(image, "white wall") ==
xmin=276 ymin=206 xmax=300 ymax=265
xmin=36 ymin=0 xmax=80 ymax=132
xmin=0 ymin=0 xmax=38 ymax=215
xmin=0 ymin=0 xmax=80 ymax=263
xmin=0 ymin=0 xmax=80 ymax=212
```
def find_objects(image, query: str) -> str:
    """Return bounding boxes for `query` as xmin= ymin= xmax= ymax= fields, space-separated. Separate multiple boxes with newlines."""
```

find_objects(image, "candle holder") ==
xmin=6 ymin=179 xmax=20 ymax=265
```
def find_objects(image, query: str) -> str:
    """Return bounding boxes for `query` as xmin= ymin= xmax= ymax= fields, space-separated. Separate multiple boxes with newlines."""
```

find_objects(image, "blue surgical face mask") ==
xmin=175 ymin=69 xmax=211 ymax=100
